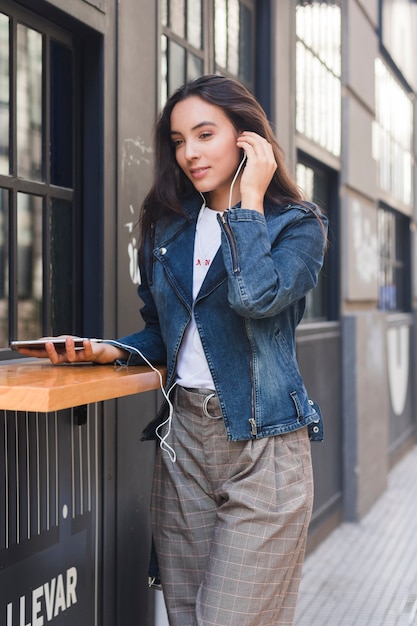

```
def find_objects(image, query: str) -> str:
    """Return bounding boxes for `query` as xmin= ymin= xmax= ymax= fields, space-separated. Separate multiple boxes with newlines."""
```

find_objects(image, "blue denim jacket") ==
xmin=117 ymin=196 xmax=328 ymax=442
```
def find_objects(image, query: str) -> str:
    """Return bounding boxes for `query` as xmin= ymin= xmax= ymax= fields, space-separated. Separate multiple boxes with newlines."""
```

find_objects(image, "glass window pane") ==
xmin=168 ymin=40 xmax=185 ymax=96
xmin=296 ymin=1 xmax=341 ymax=157
xmin=50 ymin=40 xmax=73 ymax=187
xmin=215 ymin=0 xmax=227 ymax=69
xmin=170 ymin=0 xmax=185 ymax=38
xmin=377 ymin=208 xmax=409 ymax=312
xmin=187 ymin=0 xmax=202 ymax=49
xmin=0 ymin=13 xmax=9 ymax=176
xmin=187 ymin=52 xmax=203 ymax=82
xmin=17 ymin=25 xmax=43 ymax=181
xmin=296 ymin=162 xmax=314 ymax=200
xmin=0 ymin=189 xmax=8 ymax=347
xmin=374 ymin=58 xmax=413 ymax=206
xmin=227 ymin=0 xmax=240 ymax=76
xmin=239 ymin=4 xmax=252 ymax=83
xmin=17 ymin=193 xmax=42 ymax=339
xmin=214 ymin=0 xmax=253 ymax=84
xmin=50 ymin=199 xmax=73 ymax=334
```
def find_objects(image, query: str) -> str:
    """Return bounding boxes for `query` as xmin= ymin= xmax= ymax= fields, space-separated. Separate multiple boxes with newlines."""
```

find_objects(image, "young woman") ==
xmin=18 ymin=75 xmax=328 ymax=626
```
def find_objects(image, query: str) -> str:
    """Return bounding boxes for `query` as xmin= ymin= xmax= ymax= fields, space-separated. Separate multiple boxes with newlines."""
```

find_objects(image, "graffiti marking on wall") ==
xmin=121 ymin=137 xmax=152 ymax=182
xmin=122 ymin=137 xmax=152 ymax=286
xmin=125 ymin=205 xmax=141 ymax=285
xmin=352 ymin=200 xmax=378 ymax=285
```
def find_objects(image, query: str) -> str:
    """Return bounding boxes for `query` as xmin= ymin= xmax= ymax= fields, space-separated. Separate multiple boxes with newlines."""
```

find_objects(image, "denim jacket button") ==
xmin=160 ymin=247 xmax=167 ymax=255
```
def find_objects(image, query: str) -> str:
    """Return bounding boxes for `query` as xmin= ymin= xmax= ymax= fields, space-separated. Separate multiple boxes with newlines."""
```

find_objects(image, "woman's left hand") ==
xmin=236 ymin=131 xmax=277 ymax=214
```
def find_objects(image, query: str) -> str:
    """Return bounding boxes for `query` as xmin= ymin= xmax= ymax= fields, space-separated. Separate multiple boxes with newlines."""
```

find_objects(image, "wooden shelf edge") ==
xmin=0 ymin=362 xmax=166 ymax=412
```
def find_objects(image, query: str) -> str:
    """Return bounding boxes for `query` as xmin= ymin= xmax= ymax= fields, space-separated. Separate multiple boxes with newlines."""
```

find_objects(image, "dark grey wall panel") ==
xmin=297 ymin=322 xmax=343 ymax=545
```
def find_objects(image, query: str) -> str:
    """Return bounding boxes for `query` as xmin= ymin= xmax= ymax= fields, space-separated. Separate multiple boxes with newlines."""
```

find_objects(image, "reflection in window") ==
xmin=168 ymin=39 xmax=186 ymax=95
xmin=50 ymin=199 xmax=73 ymax=334
xmin=187 ymin=1 xmax=202 ymax=50
xmin=17 ymin=193 xmax=43 ymax=339
xmin=215 ymin=0 xmax=227 ymax=68
xmin=0 ymin=13 xmax=9 ymax=176
xmin=374 ymin=59 xmax=413 ymax=206
xmin=17 ymin=25 xmax=43 ymax=181
xmin=187 ymin=52 xmax=203 ymax=83
xmin=296 ymin=1 xmax=341 ymax=156
xmin=378 ymin=208 xmax=410 ymax=312
xmin=297 ymin=162 xmax=314 ymax=200
xmin=0 ymin=189 xmax=8 ymax=346
xmin=214 ymin=0 xmax=253 ymax=84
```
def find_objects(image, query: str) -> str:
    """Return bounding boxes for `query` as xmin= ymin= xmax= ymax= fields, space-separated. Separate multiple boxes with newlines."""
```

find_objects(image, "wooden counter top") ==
xmin=0 ymin=359 xmax=166 ymax=412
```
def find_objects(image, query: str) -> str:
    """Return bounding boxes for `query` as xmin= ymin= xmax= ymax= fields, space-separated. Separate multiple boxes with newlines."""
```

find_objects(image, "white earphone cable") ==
xmin=228 ymin=153 xmax=247 ymax=210
xmin=104 ymin=339 xmax=178 ymax=462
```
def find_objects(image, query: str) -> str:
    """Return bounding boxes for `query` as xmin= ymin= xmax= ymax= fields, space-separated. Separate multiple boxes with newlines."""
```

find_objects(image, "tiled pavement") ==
xmin=294 ymin=445 xmax=417 ymax=625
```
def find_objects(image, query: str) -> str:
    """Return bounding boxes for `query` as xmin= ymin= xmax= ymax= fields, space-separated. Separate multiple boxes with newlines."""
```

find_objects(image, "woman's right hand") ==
xmin=236 ymin=131 xmax=277 ymax=214
xmin=16 ymin=336 xmax=129 ymax=365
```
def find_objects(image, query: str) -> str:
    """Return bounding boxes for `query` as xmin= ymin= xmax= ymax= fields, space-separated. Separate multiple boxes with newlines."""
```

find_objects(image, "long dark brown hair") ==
xmin=139 ymin=74 xmax=305 ymax=251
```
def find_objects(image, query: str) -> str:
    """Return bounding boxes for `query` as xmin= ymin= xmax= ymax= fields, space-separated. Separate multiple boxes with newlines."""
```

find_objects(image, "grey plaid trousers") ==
xmin=151 ymin=386 xmax=313 ymax=626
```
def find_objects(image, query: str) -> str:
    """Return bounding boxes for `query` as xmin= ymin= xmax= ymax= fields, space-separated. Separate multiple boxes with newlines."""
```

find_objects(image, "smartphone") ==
xmin=10 ymin=338 xmax=99 ymax=352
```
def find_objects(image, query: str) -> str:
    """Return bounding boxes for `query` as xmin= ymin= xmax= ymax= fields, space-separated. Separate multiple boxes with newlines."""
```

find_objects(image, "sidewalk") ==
xmin=295 ymin=445 xmax=417 ymax=626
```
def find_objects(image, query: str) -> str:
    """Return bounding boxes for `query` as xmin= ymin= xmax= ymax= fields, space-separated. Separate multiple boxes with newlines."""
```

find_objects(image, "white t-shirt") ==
xmin=175 ymin=205 xmax=221 ymax=388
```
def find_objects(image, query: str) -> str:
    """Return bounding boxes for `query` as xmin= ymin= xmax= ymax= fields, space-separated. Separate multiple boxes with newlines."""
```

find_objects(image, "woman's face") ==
xmin=170 ymin=96 xmax=242 ymax=210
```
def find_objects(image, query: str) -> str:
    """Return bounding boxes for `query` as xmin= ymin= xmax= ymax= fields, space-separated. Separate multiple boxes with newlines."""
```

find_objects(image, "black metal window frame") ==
xmin=0 ymin=2 xmax=83 ymax=357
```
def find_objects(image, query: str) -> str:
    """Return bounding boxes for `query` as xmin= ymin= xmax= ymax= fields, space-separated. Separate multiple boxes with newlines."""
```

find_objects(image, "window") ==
xmin=0 ymin=8 xmax=80 ymax=352
xmin=160 ymin=0 xmax=255 ymax=105
xmin=378 ymin=207 xmax=411 ymax=312
xmin=295 ymin=2 xmax=341 ymax=322
xmin=297 ymin=157 xmax=338 ymax=321
xmin=296 ymin=0 xmax=341 ymax=157
xmin=214 ymin=0 xmax=253 ymax=84
xmin=373 ymin=58 xmax=413 ymax=207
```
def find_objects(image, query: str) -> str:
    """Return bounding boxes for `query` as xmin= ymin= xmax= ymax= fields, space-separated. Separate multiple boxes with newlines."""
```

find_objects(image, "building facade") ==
xmin=0 ymin=0 xmax=416 ymax=624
